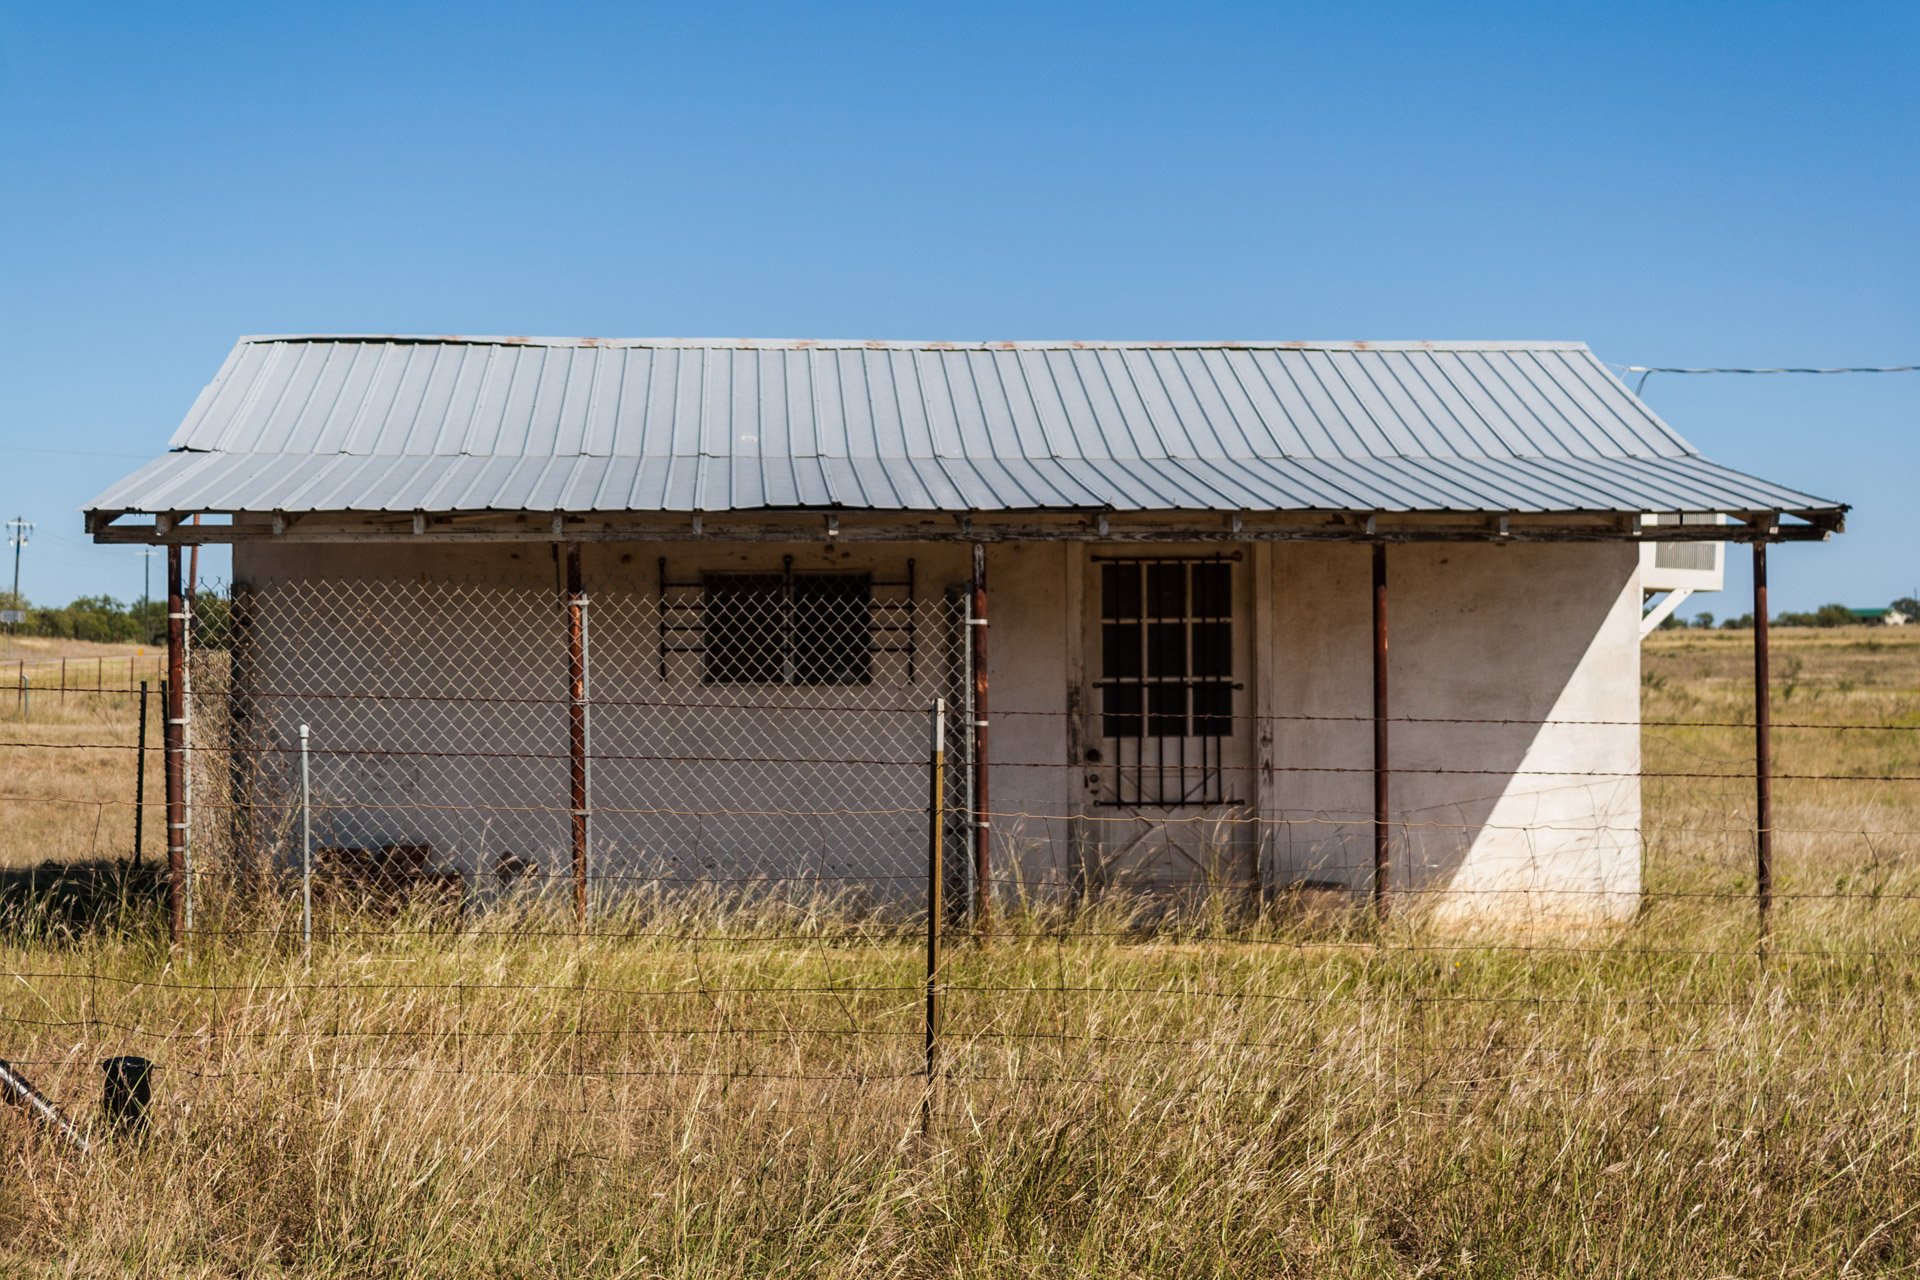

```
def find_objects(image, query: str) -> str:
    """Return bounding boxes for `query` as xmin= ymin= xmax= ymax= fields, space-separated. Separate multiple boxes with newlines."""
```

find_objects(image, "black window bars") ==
xmin=1095 ymin=555 xmax=1239 ymax=808
xmin=656 ymin=555 xmax=920 ymax=686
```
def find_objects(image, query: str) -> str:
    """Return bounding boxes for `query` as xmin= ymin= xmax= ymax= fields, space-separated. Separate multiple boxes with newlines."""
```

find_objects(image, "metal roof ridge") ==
xmin=140 ymin=444 xmax=1704 ymax=462
xmin=236 ymin=335 xmax=1596 ymax=354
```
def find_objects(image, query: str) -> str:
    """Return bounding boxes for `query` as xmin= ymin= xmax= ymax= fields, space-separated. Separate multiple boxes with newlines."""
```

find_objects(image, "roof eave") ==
xmin=84 ymin=503 xmax=1846 ymax=546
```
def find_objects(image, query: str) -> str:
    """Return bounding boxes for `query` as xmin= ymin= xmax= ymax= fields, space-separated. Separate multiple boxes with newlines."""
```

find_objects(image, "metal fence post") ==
xmin=566 ymin=543 xmax=591 ymax=928
xmin=164 ymin=545 xmax=187 ymax=944
xmin=970 ymin=544 xmax=990 ymax=934
xmin=924 ymin=696 xmax=946 ymax=1132
xmin=960 ymin=591 xmax=976 ymax=920
xmin=300 ymin=723 xmax=312 ymax=958
xmin=0 ymin=1059 xmax=90 ymax=1152
xmin=181 ymin=562 xmax=195 ymax=934
xmin=133 ymin=681 xmax=148 ymax=869
xmin=1372 ymin=542 xmax=1390 ymax=920
xmin=100 ymin=1056 xmax=152 ymax=1133
xmin=1753 ymin=540 xmax=1773 ymax=939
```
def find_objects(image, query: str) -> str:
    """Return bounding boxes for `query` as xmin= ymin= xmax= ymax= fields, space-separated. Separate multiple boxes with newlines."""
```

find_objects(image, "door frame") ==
xmin=1065 ymin=541 xmax=1272 ymax=898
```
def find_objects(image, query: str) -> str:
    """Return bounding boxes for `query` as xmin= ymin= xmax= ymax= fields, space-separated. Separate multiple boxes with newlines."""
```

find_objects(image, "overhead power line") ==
xmin=1612 ymin=362 xmax=1918 ymax=396
xmin=1623 ymin=364 xmax=1917 ymax=375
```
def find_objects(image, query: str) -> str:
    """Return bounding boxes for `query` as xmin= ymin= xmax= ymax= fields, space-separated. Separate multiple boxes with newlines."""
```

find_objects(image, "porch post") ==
xmin=1372 ymin=542 xmax=1389 ymax=919
xmin=183 ymin=528 xmax=198 ymax=932
xmin=164 ymin=544 xmax=187 ymax=943
xmin=1252 ymin=542 xmax=1277 ymax=902
xmin=924 ymin=696 xmax=946 ymax=1131
xmin=971 ymin=543 xmax=991 ymax=933
xmin=566 ymin=542 xmax=591 ymax=927
xmin=1753 ymin=540 xmax=1772 ymax=937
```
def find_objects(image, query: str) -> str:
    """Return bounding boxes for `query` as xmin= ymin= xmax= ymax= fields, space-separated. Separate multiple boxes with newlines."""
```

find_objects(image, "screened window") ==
xmin=703 ymin=572 xmax=873 ymax=685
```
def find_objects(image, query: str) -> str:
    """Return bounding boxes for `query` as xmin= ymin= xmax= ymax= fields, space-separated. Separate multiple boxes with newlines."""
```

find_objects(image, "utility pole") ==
xmin=4 ymin=517 xmax=31 ymax=656
xmin=5 ymin=516 xmax=30 ymax=606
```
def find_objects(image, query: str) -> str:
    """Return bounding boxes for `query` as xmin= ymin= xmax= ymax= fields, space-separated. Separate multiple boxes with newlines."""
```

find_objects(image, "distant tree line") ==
xmin=1658 ymin=598 xmax=1920 ymax=631
xmin=0 ymin=592 xmax=228 ymax=647
xmin=1772 ymin=604 xmax=1865 ymax=628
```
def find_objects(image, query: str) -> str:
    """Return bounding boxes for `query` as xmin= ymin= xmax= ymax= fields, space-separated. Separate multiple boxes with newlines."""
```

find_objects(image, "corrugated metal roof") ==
xmin=86 ymin=336 xmax=1844 ymax=516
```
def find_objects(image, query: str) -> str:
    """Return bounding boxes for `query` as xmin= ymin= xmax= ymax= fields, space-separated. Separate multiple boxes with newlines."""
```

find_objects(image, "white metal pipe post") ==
xmin=300 ymin=723 xmax=312 ymax=957
xmin=960 ymin=595 xmax=976 ymax=920
xmin=164 ymin=545 xmax=187 ymax=943
xmin=969 ymin=545 xmax=990 ymax=933
xmin=181 ymin=560 xmax=196 ymax=934
xmin=923 ymin=696 xmax=946 ymax=1132
xmin=0 ymin=1058 xmax=89 ymax=1153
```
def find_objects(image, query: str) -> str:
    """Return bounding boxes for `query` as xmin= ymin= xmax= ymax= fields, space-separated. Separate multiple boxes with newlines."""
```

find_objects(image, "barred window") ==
xmin=1099 ymin=559 xmax=1232 ymax=738
xmin=702 ymin=572 xmax=873 ymax=685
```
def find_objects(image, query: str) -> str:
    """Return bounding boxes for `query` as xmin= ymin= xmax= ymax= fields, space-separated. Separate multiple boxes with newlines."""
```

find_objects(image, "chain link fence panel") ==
xmin=183 ymin=576 xmax=975 ymax=916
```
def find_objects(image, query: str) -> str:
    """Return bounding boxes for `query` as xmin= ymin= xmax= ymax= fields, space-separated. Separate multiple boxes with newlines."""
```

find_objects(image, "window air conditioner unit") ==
xmin=1640 ymin=513 xmax=1725 ymax=593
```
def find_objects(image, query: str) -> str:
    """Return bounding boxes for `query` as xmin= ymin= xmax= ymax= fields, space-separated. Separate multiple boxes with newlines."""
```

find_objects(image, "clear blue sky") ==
xmin=1 ymin=1 xmax=1914 ymax=613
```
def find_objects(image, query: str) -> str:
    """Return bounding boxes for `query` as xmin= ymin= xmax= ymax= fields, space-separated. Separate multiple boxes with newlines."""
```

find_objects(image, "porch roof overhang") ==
xmin=87 ymin=504 xmax=1834 ymax=548
xmin=84 ymin=336 xmax=1847 ymax=546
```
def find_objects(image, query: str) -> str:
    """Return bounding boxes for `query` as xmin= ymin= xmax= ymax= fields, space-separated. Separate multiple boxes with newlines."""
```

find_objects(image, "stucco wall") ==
xmin=234 ymin=540 xmax=978 ymax=904
xmin=233 ymin=536 xmax=1641 ymax=921
xmin=971 ymin=542 xmax=1073 ymax=895
xmin=1266 ymin=541 xmax=1642 ymax=922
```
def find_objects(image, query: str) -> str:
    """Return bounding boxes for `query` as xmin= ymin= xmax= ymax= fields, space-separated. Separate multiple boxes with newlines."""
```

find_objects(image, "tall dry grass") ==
xmin=0 ymin=627 xmax=1917 ymax=1276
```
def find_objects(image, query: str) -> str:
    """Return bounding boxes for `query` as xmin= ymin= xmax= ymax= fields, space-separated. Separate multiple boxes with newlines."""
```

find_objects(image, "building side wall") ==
xmin=973 ymin=542 xmax=1074 ymax=893
xmin=234 ymin=537 xmax=1641 ymax=921
xmin=1266 ymin=541 xmax=1642 ymax=922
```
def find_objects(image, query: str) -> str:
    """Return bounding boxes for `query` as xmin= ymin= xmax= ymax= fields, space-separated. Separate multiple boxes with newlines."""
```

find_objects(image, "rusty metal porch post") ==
xmin=1753 ymin=540 xmax=1773 ymax=937
xmin=1372 ymin=542 xmax=1390 ymax=919
xmin=970 ymin=543 xmax=990 ymax=934
xmin=164 ymin=544 xmax=187 ymax=943
xmin=566 ymin=542 xmax=590 ymax=927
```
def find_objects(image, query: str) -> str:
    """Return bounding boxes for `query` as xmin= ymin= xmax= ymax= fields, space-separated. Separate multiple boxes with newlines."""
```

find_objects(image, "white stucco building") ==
xmin=88 ymin=336 xmax=1846 ymax=924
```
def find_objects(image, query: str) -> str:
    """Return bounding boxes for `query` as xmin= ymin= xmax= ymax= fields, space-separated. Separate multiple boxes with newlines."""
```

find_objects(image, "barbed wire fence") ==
xmin=3 ymin=575 xmax=1919 ymax=1144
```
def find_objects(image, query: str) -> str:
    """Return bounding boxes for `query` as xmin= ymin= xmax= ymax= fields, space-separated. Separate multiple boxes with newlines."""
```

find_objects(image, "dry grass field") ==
xmin=2 ymin=626 xmax=1919 ymax=1276
xmin=0 ymin=643 xmax=163 ymax=869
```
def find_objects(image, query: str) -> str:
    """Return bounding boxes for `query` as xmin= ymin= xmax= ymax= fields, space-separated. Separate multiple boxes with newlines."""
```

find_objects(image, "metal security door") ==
xmin=1080 ymin=553 xmax=1256 ymax=899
